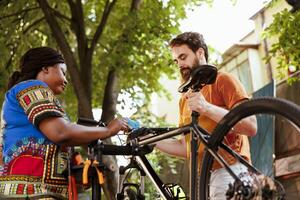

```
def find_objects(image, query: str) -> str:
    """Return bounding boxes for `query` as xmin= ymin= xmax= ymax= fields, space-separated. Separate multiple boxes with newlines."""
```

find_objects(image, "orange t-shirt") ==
xmin=179 ymin=72 xmax=251 ymax=170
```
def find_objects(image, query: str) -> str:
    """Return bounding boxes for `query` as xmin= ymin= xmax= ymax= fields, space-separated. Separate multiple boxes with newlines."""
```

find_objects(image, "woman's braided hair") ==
xmin=7 ymin=47 xmax=65 ymax=89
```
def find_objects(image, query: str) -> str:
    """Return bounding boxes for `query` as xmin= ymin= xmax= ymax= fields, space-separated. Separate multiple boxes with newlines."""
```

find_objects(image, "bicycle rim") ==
xmin=199 ymin=97 xmax=300 ymax=200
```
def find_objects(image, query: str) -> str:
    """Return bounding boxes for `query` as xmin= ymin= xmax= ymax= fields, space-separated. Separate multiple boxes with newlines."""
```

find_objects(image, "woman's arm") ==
xmin=39 ymin=117 xmax=128 ymax=146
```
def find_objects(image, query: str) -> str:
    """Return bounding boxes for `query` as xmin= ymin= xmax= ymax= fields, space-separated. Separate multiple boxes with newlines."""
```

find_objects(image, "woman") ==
xmin=0 ymin=47 xmax=128 ymax=199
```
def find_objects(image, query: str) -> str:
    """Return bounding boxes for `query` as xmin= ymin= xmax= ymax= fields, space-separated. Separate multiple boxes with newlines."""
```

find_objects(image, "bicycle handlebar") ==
xmin=77 ymin=117 xmax=106 ymax=127
xmin=91 ymin=143 xmax=155 ymax=156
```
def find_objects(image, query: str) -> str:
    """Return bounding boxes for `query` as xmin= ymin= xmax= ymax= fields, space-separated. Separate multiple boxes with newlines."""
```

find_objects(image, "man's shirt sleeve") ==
xmin=217 ymin=72 xmax=249 ymax=109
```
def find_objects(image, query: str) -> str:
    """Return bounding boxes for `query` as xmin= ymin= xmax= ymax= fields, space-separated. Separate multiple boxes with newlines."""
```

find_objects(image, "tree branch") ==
xmin=66 ymin=0 xmax=92 ymax=100
xmin=89 ymin=0 xmax=117 ymax=53
xmin=23 ymin=17 xmax=45 ymax=34
xmin=37 ymin=0 xmax=73 ymax=59
xmin=0 ymin=6 xmax=39 ymax=21
xmin=5 ymin=51 xmax=15 ymax=71
xmin=49 ymin=7 xmax=71 ymax=22
xmin=67 ymin=0 xmax=87 ymax=62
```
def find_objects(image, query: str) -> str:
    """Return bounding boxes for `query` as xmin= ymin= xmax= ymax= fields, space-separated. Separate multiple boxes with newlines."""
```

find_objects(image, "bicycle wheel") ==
xmin=199 ymin=97 xmax=300 ymax=200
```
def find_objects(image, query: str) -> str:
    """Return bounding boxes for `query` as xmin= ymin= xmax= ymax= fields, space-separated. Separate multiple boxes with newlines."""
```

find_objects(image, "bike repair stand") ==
xmin=87 ymin=140 xmax=106 ymax=200
xmin=190 ymin=110 xmax=199 ymax=200
xmin=70 ymin=142 xmax=105 ymax=200
xmin=76 ymin=119 xmax=107 ymax=200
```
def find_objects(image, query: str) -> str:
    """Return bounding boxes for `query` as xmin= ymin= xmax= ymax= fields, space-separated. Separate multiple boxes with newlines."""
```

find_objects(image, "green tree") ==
xmin=262 ymin=1 xmax=300 ymax=84
xmin=0 ymin=0 xmax=208 ymax=198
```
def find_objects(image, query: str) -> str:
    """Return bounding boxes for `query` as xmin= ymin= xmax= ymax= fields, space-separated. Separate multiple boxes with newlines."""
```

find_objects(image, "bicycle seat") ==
xmin=178 ymin=64 xmax=218 ymax=93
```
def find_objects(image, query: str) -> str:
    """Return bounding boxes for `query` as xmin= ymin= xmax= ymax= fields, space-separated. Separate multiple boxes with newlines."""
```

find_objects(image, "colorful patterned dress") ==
xmin=0 ymin=80 xmax=69 ymax=199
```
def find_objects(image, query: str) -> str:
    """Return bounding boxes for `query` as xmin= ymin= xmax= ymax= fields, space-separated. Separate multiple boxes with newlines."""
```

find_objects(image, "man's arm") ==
xmin=186 ymin=91 xmax=257 ymax=136
xmin=155 ymin=136 xmax=187 ymax=158
xmin=202 ymin=100 xmax=257 ymax=136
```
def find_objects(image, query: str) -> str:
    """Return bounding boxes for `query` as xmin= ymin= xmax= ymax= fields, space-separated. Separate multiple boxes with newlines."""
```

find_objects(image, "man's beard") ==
xmin=180 ymin=58 xmax=200 ymax=82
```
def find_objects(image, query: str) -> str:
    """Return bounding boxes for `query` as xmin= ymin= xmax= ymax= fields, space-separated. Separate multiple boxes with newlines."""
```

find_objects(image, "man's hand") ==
xmin=184 ymin=90 xmax=210 ymax=115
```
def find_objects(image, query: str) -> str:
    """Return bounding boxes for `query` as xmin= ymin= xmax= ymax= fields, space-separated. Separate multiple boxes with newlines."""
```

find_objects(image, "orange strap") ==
xmin=82 ymin=160 xmax=105 ymax=185
xmin=82 ymin=160 xmax=91 ymax=185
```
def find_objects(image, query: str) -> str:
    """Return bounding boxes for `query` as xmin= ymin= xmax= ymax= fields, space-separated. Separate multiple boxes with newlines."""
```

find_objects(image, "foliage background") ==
xmin=263 ymin=0 xmax=300 ymax=84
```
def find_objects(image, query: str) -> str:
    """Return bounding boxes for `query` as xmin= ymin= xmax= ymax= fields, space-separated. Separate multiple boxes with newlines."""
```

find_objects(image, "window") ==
xmin=236 ymin=60 xmax=253 ymax=94
xmin=224 ymin=50 xmax=253 ymax=94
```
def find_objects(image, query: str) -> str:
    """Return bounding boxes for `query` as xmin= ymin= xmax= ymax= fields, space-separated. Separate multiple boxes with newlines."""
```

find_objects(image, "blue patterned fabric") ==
xmin=0 ymin=80 xmax=68 ymax=199
xmin=2 ymin=80 xmax=64 ymax=162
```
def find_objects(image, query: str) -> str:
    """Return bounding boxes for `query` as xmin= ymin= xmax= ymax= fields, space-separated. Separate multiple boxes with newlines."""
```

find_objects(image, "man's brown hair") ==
xmin=169 ymin=32 xmax=208 ymax=62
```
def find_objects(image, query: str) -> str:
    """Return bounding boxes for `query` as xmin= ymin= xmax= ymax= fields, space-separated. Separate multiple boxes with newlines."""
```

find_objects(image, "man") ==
xmin=156 ymin=32 xmax=257 ymax=199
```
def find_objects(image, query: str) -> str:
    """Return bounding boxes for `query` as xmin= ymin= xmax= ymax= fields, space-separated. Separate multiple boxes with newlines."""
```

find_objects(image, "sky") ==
xmin=180 ymin=0 xmax=269 ymax=53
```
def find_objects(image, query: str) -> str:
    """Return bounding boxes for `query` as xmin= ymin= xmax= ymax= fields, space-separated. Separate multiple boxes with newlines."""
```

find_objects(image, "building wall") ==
xmin=240 ymin=29 xmax=269 ymax=90
xmin=251 ymin=0 xmax=291 ymax=81
xmin=248 ymin=48 xmax=267 ymax=91
xmin=241 ymin=30 xmax=258 ymax=43
xmin=220 ymin=0 xmax=292 ymax=94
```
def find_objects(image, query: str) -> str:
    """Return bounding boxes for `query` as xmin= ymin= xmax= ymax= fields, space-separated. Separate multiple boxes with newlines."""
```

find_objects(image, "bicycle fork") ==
xmin=134 ymin=156 xmax=176 ymax=200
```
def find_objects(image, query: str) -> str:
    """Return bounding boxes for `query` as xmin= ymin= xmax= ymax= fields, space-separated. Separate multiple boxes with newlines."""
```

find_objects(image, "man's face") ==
xmin=171 ymin=44 xmax=202 ymax=82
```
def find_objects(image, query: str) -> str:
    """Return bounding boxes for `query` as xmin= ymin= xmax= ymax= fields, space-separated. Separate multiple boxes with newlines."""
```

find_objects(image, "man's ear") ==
xmin=196 ymin=48 xmax=204 ymax=59
xmin=196 ymin=48 xmax=207 ymax=64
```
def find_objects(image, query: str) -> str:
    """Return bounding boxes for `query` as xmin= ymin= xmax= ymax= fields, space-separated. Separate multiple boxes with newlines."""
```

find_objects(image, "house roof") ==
xmin=220 ymin=43 xmax=260 ymax=67
xmin=249 ymin=6 xmax=266 ymax=20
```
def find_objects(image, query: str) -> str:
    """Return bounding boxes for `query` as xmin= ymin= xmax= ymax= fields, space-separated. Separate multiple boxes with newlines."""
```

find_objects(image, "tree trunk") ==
xmin=37 ymin=0 xmax=93 ymax=119
xmin=130 ymin=0 xmax=142 ymax=11
xmin=77 ymin=58 xmax=93 ymax=118
xmin=101 ymin=69 xmax=119 ymax=199
xmin=101 ymin=69 xmax=119 ymax=123
xmin=99 ymin=1 xmax=143 ymax=197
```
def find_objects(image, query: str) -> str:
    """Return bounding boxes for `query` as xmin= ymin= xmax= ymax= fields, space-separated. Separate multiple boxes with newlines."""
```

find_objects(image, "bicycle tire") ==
xmin=199 ymin=97 xmax=300 ymax=200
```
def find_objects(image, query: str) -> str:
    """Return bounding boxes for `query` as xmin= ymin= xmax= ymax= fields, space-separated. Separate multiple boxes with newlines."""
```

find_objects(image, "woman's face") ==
xmin=43 ymin=63 xmax=68 ymax=95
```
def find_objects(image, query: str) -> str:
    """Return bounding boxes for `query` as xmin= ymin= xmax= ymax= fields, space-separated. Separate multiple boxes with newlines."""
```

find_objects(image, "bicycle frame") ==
xmin=78 ymin=96 xmax=300 ymax=200
xmin=78 ymin=113 xmax=261 ymax=200
xmin=130 ymin=122 xmax=209 ymax=200
xmin=115 ymin=115 xmax=261 ymax=200
xmin=76 ymin=64 xmax=292 ymax=199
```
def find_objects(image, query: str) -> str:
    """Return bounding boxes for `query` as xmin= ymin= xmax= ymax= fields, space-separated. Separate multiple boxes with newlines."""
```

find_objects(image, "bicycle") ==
xmin=75 ymin=65 xmax=300 ymax=200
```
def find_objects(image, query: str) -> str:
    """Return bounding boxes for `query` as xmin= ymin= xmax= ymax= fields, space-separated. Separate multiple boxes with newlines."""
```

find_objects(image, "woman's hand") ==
xmin=106 ymin=118 xmax=129 ymax=137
